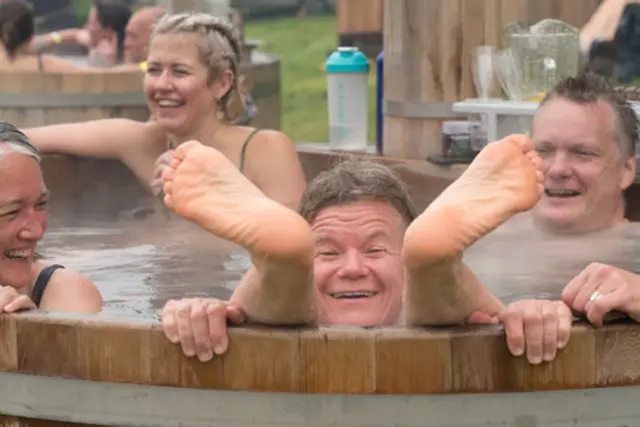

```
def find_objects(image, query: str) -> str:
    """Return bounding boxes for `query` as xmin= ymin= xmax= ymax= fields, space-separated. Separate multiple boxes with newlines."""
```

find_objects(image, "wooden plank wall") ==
xmin=337 ymin=0 xmax=383 ymax=34
xmin=1 ymin=312 xmax=640 ymax=395
xmin=0 ymin=72 xmax=149 ymax=128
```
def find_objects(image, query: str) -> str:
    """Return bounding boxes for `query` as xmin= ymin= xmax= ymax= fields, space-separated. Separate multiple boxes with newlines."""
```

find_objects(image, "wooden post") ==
xmin=337 ymin=0 xmax=383 ymax=58
xmin=382 ymin=0 xmax=601 ymax=160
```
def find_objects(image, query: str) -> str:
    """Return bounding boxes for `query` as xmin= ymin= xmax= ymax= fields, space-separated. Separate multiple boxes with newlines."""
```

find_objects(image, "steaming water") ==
xmin=39 ymin=206 xmax=640 ymax=321
xmin=466 ymin=213 xmax=640 ymax=304
xmin=39 ymin=213 xmax=249 ymax=321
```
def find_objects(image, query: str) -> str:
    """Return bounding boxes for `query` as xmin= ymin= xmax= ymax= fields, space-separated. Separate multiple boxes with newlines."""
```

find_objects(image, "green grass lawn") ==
xmin=245 ymin=15 xmax=378 ymax=143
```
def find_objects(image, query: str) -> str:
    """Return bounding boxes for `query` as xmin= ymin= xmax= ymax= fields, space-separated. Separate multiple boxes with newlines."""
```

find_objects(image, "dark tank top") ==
xmin=166 ymin=128 xmax=260 ymax=174
xmin=239 ymin=128 xmax=260 ymax=173
xmin=157 ymin=129 xmax=260 ymax=203
xmin=31 ymin=264 xmax=65 ymax=307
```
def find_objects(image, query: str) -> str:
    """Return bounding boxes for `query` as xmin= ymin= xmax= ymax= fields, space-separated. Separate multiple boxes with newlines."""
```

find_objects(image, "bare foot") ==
xmin=403 ymin=134 xmax=544 ymax=266
xmin=162 ymin=141 xmax=312 ymax=261
xmin=402 ymin=135 xmax=543 ymax=326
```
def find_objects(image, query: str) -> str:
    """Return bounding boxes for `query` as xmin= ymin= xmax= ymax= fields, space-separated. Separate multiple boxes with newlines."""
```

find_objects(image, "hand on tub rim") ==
xmin=162 ymin=297 xmax=246 ymax=362
xmin=0 ymin=285 xmax=36 ymax=313
xmin=562 ymin=262 xmax=640 ymax=327
xmin=498 ymin=299 xmax=573 ymax=365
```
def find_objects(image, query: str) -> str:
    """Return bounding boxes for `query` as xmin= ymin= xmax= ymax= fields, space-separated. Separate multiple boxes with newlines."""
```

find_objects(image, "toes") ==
xmin=506 ymin=134 xmax=533 ymax=152
xmin=528 ymin=154 xmax=544 ymax=171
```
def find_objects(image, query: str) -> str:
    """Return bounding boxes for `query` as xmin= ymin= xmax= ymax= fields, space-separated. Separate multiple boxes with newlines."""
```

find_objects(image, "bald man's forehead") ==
xmin=132 ymin=7 xmax=165 ymax=26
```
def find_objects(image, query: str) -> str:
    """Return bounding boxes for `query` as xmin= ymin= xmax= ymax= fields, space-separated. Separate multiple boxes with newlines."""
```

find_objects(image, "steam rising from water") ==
xmin=40 ymin=219 xmax=248 ymax=320
xmin=39 ymin=212 xmax=640 ymax=320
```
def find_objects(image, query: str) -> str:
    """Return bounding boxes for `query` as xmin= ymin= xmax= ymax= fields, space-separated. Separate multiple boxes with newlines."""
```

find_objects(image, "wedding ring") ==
xmin=589 ymin=291 xmax=603 ymax=303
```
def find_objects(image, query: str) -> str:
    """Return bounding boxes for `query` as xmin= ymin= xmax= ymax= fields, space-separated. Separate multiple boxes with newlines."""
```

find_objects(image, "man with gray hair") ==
xmin=530 ymin=72 xmax=637 ymax=234
xmin=524 ymin=73 xmax=640 ymax=332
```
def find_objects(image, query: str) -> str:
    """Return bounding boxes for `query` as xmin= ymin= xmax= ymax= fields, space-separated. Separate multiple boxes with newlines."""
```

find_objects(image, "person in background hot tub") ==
xmin=22 ymin=12 xmax=306 ymax=210
xmin=30 ymin=0 xmax=132 ymax=67
xmin=0 ymin=122 xmax=102 ymax=314
xmin=31 ymin=4 xmax=164 ymax=71
xmin=0 ymin=0 xmax=140 ymax=73
xmin=122 ymin=6 xmax=166 ymax=65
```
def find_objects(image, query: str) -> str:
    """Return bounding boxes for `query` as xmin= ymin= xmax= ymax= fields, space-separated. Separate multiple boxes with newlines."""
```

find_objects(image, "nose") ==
xmin=153 ymin=70 xmax=173 ymax=91
xmin=337 ymin=250 xmax=368 ymax=280
xmin=544 ymin=151 xmax=573 ymax=180
xmin=17 ymin=213 xmax=45 ymax=242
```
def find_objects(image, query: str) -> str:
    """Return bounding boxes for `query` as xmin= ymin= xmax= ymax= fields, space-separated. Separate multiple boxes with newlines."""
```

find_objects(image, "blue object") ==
xmin=325 ymin=46 xmax=370 ymax=73
xmin=375 ymin=50 xmax=384 ymax=155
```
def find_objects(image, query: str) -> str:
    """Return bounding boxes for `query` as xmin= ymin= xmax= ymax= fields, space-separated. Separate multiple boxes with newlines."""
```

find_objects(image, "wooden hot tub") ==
xmin=0 ymin=313 xmax=639 ymax=426
xmin=0 ymin=147 xmax=639 ymax=426
xmin=0 ymin=52 xmax=281 ymax=131
xmin=0 ymin=72 xmax=150 ymax=127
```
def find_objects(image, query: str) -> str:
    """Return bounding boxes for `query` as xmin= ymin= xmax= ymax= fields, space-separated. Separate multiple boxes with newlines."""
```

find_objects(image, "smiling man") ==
xmin=524 ymin=73 xmax=640 ymax=336
xmin=530 ymin=72 xmax=637 ymax=234
xmin=156 ymin=133 xmax=564 ymax=365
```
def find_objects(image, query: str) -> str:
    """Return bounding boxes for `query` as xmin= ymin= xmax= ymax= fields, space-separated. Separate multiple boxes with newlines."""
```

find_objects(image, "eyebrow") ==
xmin=313 ymin=235 xmax=336 ymax=246
xmin=0 ymin=190 xmax=51 ymax=209
xmin=535 ymin=139 xmax=599 ymax=148
xmin=363 ymin=230 xmax=392 ymax=242
xmin=314 ymin=230 xmax=392 ymax=246
xmin=148 ymin=60 xmax=194 ymax=69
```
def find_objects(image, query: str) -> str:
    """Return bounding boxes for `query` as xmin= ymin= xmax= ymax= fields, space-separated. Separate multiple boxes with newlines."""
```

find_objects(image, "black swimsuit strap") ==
xmin=239 ymin=128 xmax=260 ymax=174
xmin=31 ymin=264 xmax=65 ymax=307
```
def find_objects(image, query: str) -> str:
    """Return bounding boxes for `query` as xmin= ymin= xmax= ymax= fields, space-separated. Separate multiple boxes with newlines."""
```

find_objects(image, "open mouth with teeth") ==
xmin=545 ymin=189 xmax=581 ymax=198
xmin=4 ymin=249 xmax=32 ymax=261
xmin=156 ymin=99 xmax=185 ymax=108
xmin=329 ymin=292 xmax=379 ymax=300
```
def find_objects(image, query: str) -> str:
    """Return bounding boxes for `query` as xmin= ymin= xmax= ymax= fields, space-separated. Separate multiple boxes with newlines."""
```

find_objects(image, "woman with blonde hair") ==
xmin=23 ymin=12 xmax=306 ymax=209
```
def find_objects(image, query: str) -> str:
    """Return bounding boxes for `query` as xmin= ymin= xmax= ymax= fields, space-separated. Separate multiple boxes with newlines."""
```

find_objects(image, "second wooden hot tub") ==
xmin=0 ymin=50 xmax=281 ymax=130
xmin=0 ymin=71 xmax=149 ymax=127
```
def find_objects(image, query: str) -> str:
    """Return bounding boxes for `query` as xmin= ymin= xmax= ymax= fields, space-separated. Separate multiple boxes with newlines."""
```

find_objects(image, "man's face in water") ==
xmin=531 ymin=97 xmax=636 ymax=234
xmin=311 ymin=200 xmax=405 ymax=326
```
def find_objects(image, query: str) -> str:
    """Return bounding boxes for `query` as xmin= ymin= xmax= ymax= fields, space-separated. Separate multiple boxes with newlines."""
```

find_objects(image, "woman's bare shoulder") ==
xmin=32 ymin=262 xmax=103 ymax=314
xmin=240 ymin=128 xmax=305 ymax=209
